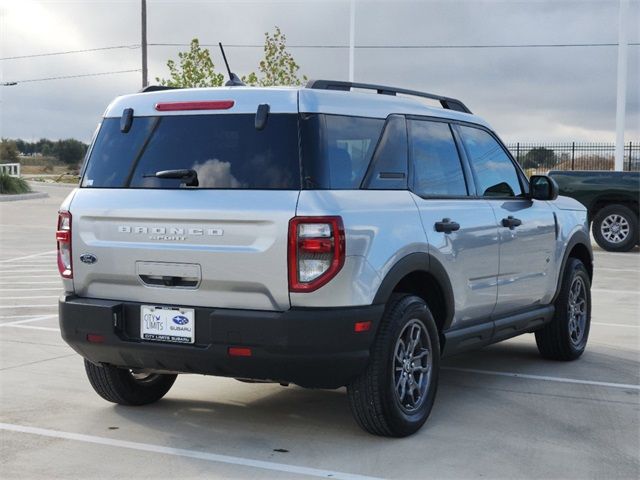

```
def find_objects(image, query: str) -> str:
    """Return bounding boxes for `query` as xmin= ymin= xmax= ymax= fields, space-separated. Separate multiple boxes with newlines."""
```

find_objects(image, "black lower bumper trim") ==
xmin=59 ymin=295 xmax=384 ymax=389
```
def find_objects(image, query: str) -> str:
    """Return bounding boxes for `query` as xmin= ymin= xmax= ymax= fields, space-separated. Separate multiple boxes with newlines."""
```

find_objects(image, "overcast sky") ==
xmin=0 ymin=0 xmax=638 ymax=143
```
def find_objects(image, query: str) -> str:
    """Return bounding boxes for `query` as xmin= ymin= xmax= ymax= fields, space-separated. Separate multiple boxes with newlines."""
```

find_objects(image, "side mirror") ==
xmin=530 ymin=175 xmax=559 ymax=201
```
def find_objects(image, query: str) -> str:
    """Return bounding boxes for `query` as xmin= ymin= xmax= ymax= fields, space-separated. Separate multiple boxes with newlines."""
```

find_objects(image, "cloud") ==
xmin=1 ymin=0 xmax=638 ymax=142
xmin=192 ymin=159 xmax=245 ymax=188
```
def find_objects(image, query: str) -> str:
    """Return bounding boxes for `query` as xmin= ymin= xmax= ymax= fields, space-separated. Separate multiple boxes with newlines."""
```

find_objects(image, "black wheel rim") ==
xmin=567 ymin=276 xmax=587 ymax=346
xmin=393 ymin=319 xmax=432 ymax=413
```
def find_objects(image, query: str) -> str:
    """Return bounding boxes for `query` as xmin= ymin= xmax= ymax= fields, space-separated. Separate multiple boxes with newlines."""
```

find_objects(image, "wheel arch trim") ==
xmin=372 ymin=252 xmax=455 ymax=330
xmin=553 ymin=230 xmax=593 ymax=303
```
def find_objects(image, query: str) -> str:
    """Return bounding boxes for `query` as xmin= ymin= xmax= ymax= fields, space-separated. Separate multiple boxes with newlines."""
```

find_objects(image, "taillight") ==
xmin=288 ymin=216 xmax=345 ymax=292
xmin=57 ymin=211 xmax=72 ymax=278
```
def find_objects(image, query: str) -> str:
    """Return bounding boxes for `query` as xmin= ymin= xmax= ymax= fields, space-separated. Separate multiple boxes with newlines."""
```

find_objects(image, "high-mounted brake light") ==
xmin=56 ymin=211 xmax=72 ymax=279
xmin=154 ymin=100 xmax=235 ymax=111
xmin=288 ymin=216 xmax=345 ymax=293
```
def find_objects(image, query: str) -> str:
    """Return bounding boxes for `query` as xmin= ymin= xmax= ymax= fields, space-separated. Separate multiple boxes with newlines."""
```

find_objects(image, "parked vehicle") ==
xmin=549 ymin=170 xmax=639 ymax=252
xmin=58 ymin=80 xmax=593 ymax=437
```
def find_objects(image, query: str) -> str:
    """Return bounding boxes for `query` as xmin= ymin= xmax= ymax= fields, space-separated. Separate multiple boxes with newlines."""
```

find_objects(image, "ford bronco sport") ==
xmin=58 ymin=80 xmax=593 ymax=437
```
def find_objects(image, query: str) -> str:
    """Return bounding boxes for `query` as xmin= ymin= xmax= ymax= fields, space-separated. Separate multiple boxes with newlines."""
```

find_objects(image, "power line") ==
xmin=0 ymin=45 xmax=140 ymax=61
xmin=6 ymin=69 xmax=141 ymax=84
xmin=150 ymin=42 xmax=640 ymax=49
xmin=3 ymin=41 xmax=638 ymax=63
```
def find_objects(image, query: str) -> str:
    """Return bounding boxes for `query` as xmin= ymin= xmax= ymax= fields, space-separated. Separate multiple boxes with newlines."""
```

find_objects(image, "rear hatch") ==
xmin=68 ymin=89 xmax=300 ymax=311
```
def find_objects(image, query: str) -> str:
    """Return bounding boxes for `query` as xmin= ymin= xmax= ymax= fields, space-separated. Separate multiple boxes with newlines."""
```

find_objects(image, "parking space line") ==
xmin=0 ymin=315 xmax=58 ymax=327
xmin=0 ymin=288 xmax=61 ymax=292
xmin=0 ymin=270 xmax=58 ymax=274
xmin=592 ymin=322 xmax=639 ymax=328
xmin=0 ymin=313 xmax=58 ymax=320
xmin=0 ymin=295 xmax=60 ymax=300
xmin=0 ymin=272 xmax=59 ymax=275
xmin=0 ymin=423 xmax=382 ymax=480
xmin=0 ymin=304 xmax=57 ymax=309
xmin=442 ymin=367 xmax=640 ymax=391
xmin=595 ymin=267 xmax=639 ymax=273
xmin=4 ymin=325 xmax=59 ymax=332
xmin=591 ymin=288 xmax=639 ymax=295
xmin=0 ymin=281 xmax=60 ymax=285
xmin=0 ymin=251 xmax=57 ymax=263
xmin=0 ymin=275 xmax=60 ymax=279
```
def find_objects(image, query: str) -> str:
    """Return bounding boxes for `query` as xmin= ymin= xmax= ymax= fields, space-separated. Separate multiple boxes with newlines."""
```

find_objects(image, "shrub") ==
xmin=0 ymin=173 xmax=31 ymax=194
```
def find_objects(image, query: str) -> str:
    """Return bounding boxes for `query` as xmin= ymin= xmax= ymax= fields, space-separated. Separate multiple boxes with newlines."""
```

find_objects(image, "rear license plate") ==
xmin=140 ymin=305 xmax=195 ymax=344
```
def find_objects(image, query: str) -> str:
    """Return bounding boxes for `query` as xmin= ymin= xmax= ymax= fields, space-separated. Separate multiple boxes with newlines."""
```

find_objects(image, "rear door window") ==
xmin=408 ymin=119 xmax=468 ymax=196
xmin=82 ymin=114 xmax=301 ymax=189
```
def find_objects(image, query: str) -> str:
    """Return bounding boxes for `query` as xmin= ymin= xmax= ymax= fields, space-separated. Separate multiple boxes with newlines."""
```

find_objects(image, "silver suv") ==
xmin=58 ymin=80 xmax=593 ymax=437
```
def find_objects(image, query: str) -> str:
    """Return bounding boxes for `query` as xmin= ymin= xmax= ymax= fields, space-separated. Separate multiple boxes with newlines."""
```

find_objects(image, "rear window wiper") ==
xmin=144 ymin=169 xmax=199 ymax=187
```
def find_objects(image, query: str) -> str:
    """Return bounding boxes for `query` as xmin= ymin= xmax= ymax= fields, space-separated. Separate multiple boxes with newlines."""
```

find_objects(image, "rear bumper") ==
xmin=59 ymin=295 xmax=384 ymax=388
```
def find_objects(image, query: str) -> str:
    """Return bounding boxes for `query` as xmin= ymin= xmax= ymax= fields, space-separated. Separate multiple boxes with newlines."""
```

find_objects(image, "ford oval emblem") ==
xmin=80 ymin=253 xmax=97 ymax=265
xmin=172 ymin=315 xmax=189 ymax=325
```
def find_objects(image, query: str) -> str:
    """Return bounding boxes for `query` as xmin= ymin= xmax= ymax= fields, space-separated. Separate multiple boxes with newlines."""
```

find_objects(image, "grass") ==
xmin=0 ymin=173 xmax=32 ymax=194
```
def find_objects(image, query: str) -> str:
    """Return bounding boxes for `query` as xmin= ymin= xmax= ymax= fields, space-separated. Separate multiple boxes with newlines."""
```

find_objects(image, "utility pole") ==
xmin=614 ymin=0 xmax=629 ymax=171
xmin=348 ymin=0 xmax=355 ymax=82
xmin=141 ymin=0 xmax=148 ymax=88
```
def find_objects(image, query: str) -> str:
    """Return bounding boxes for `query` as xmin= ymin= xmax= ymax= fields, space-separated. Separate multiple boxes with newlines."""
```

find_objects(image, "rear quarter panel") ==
xmin=292 ymin=190 xmax=426 ymax=307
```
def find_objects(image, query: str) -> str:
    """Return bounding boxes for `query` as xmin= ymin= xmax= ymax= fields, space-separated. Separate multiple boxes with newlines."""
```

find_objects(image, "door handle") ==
xmin=435 ymin=218 xmax=460 ymax=234
xmin=501 ymin=216 xmax=522 ymax=229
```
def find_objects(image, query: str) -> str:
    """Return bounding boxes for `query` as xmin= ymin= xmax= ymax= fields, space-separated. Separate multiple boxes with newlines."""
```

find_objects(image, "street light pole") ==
xmin=614 ymin=0 xmax=629 ymax=171
xmin=141 ymin=0 xmax=148 ymax=88
xmin=348 ymin=0 xmax=355 ymax=82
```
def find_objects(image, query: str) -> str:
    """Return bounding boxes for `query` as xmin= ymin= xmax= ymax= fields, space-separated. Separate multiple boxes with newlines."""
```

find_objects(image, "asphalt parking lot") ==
xmin=1 ymin=183 xmax=638 ymax=479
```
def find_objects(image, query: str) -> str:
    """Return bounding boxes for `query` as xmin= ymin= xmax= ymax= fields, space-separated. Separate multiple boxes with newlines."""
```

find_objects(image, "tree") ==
xmin=0 ymin=139 xmax=19 ymax=162
xmin=243 ymin=27 xmax=307 ymax=86
xmin=155 ymin=27 xmax=307 ymax=88
xmin=55 ymin=139 xmax=87 ymax=165
xmin=156 ymin=38 xmax=225 ymax=88
xmin=523 ymin=147 xmax=556 ymax=169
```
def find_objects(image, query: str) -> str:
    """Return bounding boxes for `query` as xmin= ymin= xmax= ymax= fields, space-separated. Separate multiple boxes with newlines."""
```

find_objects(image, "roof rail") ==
xmin=139 ymin=85 xmax=183 ymax=93
xmin=305 ymin=79 xmax=472 ymax=114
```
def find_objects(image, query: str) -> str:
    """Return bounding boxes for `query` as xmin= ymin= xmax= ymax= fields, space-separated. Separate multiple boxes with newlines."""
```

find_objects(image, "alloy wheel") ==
xmin=600 ymin=214 xmax=630 ymax=244
xmin=567 ymin=276 xmax=587 ymax=346
xmin=393 ymin=319 xmax=432 ymax=413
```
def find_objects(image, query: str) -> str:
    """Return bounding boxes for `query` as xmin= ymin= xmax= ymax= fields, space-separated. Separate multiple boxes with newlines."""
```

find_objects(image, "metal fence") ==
xmin=506 ymin=142 xmax=640 ymax=175
xmin=0 ymin=163 xmax=21 ymax=177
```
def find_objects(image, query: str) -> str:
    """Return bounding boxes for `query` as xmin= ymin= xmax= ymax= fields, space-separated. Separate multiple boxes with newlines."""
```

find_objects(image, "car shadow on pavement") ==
xmin=105 ymin=339 xmax=637 ymax=446
xmin=111 ymin=383 xmax=372 ymax=441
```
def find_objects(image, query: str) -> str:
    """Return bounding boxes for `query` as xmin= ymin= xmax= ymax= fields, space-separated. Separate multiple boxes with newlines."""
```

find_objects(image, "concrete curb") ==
xmin=27 ymin=181 xmax=78 ymax=189
xmin=0 ymin=191 xmax=49 ymax=202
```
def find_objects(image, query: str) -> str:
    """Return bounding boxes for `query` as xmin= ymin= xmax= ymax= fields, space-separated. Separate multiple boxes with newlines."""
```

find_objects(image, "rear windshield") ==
xmin=82 ymin=112 xmax=385 ymax=190
xmin=82 ymin=114 xmax=301 ymax=189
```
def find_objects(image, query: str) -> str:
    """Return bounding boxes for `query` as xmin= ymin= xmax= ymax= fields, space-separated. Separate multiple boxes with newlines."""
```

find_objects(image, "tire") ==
xmin=84 ymin=359 xmax=177 ymax=406
xmin=347 ymin=295 xmax=440 ymax=437
xmin=535 ymin=258 xmax=591 ymax=360
xmin=592 ymin=204 xmax=638 ymax=252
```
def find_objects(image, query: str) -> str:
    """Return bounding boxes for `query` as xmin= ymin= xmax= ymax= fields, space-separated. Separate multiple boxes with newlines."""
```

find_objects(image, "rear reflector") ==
xmin=354 ymin=321 xmax=372 ymax=333
xmin=154 ymin=100 xmax=234 ymax=111
xmin=86 ymin=334 xmax=105 ymax=343
xmin=228 ymin=347 xmax=252 ymax=357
